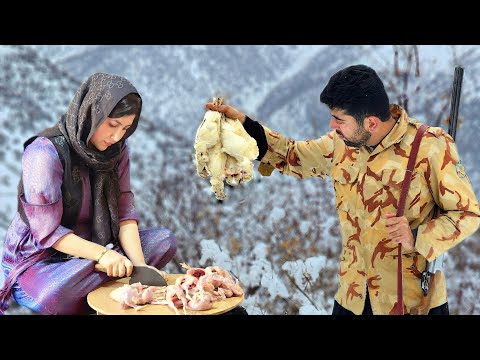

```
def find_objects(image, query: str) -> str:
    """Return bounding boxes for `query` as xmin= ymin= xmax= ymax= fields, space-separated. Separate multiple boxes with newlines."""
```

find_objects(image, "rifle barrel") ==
xmin=426 ymin=66 xmax=464 ymax=275
xmin=448 ymin=66 xmax=464 ymax=141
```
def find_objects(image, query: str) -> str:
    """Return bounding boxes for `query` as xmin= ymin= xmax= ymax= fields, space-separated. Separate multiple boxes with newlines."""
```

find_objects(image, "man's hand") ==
xmin=205 ymin=102 xmax=246 ymax=124
xmin=384 ymin=213 xmax=416 ymax=251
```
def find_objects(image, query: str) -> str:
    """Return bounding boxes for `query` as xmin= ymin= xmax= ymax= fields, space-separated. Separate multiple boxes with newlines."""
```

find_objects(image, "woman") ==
xmin=0 ymin=72 xmax=177 ymax=315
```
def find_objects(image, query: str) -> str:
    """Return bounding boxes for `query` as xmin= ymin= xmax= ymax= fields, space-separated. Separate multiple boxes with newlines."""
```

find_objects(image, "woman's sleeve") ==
xmin=19 ymin=137 xmax=73 ymax=249
xmin=117 ymin=141 xmax=140 ymax=224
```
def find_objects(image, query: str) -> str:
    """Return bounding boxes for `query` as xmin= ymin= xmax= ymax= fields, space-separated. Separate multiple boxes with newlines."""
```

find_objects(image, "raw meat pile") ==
xmin=109 ymin=265 xmax=244 ymax=315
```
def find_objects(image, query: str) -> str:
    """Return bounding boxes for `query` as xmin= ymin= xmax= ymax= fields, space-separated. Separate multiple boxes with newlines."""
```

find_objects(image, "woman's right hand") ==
xmin=94 ymin=249 xmax=134 ymax=278
xmin=205 ymin=102 xmax=246 ymax=124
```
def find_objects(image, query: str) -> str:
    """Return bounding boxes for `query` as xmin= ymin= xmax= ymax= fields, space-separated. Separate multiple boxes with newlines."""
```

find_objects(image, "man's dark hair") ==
xmin=110 ymin=93 xmax=142 ymax=118
xmin=320 ymin=64 xmax=391 ymax=125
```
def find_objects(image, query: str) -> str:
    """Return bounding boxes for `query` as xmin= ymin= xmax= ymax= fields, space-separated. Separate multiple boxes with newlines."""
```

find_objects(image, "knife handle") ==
xmin=94 ymin=263 xmax=107 ymax=272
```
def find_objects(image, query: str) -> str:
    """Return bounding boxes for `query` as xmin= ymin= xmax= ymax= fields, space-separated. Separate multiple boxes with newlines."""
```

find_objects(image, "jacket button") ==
xmin=359 ymin=294 xmax=363 ymax=299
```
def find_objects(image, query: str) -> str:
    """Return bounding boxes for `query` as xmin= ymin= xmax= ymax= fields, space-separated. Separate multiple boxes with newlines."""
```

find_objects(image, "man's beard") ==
xmin=338 ymin=126 xmax=371 ymax=148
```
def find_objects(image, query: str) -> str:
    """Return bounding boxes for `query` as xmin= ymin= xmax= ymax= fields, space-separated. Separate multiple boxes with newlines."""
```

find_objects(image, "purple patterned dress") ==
xmin=0 ymin=137 xmax=177 ymax=315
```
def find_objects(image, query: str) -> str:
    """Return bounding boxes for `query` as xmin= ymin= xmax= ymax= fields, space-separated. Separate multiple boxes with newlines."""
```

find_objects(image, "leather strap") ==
xmin=393 ymin=124 xmax=428 ymax=315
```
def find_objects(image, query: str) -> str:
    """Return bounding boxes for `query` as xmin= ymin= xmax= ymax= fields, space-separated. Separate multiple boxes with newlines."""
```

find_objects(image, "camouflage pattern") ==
xmin=259 ymin=104 xmax=480 ymax=314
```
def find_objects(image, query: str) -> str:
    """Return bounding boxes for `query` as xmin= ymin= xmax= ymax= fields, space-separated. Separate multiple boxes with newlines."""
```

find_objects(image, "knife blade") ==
xmin=129 ymin=264 xmax=168 ymax=287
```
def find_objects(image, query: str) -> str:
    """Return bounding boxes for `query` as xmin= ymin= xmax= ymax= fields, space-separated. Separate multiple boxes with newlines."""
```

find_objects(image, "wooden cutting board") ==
xmin=87 ymin=273 xmax=244 ymax=315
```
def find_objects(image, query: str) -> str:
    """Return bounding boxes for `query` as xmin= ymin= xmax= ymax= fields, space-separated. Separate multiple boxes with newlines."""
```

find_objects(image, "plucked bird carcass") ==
xmin=194 ymin=97 xmax=259 ymax=200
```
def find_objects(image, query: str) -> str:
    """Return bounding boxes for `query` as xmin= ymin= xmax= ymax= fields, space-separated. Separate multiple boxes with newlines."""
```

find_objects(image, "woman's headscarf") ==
xmin=59 ymin=72 xmax=142 ymax=246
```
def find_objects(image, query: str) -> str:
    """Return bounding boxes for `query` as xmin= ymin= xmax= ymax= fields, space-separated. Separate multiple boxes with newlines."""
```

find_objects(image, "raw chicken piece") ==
xmin=187 ymin=290 xmax=213 ymax=311
xmin=186 ymin=267 xmax=207 ymax=278
xmin=109 ymin=282 xmax=160 ymax=311
xmin=165 ymin=285 xmax=188 ymax=315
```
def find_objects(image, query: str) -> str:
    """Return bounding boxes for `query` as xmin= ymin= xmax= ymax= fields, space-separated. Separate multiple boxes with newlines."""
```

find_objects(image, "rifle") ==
xmin=410 ymin=66 xmax=464 ymax=315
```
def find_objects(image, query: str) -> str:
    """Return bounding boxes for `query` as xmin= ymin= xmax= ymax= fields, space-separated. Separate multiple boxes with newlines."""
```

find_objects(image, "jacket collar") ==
xmin=367 ymin=104 xmax=410 ymax=156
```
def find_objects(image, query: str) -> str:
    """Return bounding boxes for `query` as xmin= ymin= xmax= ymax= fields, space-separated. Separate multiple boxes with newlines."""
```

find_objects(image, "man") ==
xmin=206 ymin=64 xmax=480 ymax=315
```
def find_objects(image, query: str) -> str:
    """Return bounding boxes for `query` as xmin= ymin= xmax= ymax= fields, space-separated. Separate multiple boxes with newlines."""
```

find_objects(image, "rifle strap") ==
xmin=394 ymin=124 xmax=428 ymax=315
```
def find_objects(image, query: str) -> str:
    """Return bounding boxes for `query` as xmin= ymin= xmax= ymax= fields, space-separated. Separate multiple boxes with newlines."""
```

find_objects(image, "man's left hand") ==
xmin=384 ymin=213 xmax=415 ymax=250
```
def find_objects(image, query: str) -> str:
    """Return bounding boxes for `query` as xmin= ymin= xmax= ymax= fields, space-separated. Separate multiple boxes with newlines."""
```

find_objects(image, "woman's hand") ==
xmin=205 ymin=102 xmax=246 ymax=124
xmin=94 ymin=249 xmax=134 ymax=277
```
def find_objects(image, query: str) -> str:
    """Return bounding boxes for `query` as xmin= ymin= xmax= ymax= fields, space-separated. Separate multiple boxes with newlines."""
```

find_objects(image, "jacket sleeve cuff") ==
xmin=243 ymin=116 xmax=268 ymax=161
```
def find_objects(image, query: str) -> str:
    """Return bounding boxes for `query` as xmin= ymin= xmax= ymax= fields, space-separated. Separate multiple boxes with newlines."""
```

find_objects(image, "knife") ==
xmin=95 ymin=263 xmax=168 ymax=287
xmin=129 ymin=264 xmax=168 ymax=287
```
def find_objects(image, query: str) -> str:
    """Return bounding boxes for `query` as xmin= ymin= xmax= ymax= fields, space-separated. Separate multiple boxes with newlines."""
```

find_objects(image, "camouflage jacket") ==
xmin=258 ymin=104 xmax=480 ymax=314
